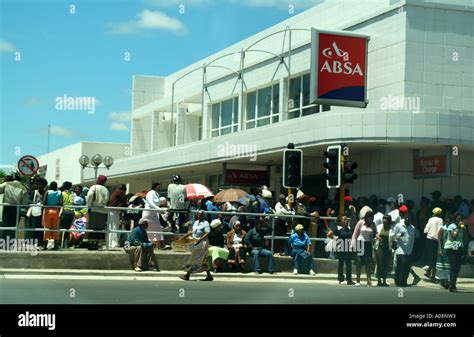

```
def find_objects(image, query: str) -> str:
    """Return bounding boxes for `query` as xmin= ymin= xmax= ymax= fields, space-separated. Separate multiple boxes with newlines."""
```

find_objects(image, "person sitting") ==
xmin=226 ymin=221 xmax=247 ymax=272
xmin=288 ymin=224 xmax=316 ymax=275
xmin=244 ymin=218 xmax=274 ymax=274
xmin=124 ymin=219 xmax=160 ymax=272
xmin=208 ymin=219 xmax=229 ymax=272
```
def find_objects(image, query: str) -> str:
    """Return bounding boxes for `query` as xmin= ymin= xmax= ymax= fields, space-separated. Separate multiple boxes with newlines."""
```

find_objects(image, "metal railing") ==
xmin=0 ymin=203 xmax=337 ymax=256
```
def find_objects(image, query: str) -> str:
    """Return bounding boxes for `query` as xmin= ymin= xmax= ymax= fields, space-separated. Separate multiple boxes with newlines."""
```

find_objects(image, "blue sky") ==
xmin=0 ymin=0 xmax=321 ymax=170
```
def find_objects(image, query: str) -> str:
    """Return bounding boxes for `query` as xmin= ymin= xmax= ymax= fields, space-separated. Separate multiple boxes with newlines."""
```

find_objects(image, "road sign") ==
xmin=17 ymin=155 xmax=39 ymax=177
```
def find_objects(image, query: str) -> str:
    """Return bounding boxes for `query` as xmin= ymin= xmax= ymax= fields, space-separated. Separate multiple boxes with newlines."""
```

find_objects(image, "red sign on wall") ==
xmin=310 ymin=29 xmax=369 ymax=108
xmin=413 ymin=155 xmax=448 ymax=178
xmin=225 ymin=169 xmax=268 ymax=185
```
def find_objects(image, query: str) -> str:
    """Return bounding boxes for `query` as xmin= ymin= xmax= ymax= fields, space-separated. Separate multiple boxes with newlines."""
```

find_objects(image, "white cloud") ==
xmin=0 ymin=39 xmax=16 ymax=53
xmin=109 ymin=111 xmax=131 ymax=123
xmin=110 ymin=122 xmax=130 ymax=131
xmin=109 ymin=112 xmax=131 ymax=132
xmin=108 ymin=10 xmax=187 ymax=35
xmin=24 ymin=98 xmax=42 ymax=107
xmin=49 ymin=125 xmax=75 ymax=137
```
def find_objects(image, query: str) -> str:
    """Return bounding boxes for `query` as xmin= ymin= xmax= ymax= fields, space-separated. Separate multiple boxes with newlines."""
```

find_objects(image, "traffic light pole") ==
xmin=339 ymin=154 xmax=345 ymax=216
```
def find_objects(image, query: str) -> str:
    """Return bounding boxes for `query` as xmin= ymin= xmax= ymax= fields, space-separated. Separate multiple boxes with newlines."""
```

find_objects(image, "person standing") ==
xmin=167 ymin=175 xmax=188 ymax=233
xmin=108 ymin=184 xmax=128 ymax=248
xmin=352 ymin=211 xmax=377 ymax=286
xmin=0 ymin=175 xmax=28 ymax=240
xmin=42 ymin=181 xmax=63 ymax=249
xmin=375 ymin=215 xmax=393 ymax=286
xmin=26 ymin=178 xmax=47 ymax=244
xmin=436 ymin=220 xmax=451 ymax=290
xmin=179 ymin=210 xmax=213 ymax=281
xmin=393 ymin=205 xmax=415 ymax=287
xmin=444 ymin=217 xmax=465 ymax=292
xmin=86 ymin=175 xmax=109 ymax=250
xmin=59 ymin=181 xmax=75 ymax=248
xmin=424 ymin=207 xmax=444 ymax=280
xmin=329 ymin=215 xmax=354 ymax=285
xmin=142 ymin=182 xmax=165 ymax=248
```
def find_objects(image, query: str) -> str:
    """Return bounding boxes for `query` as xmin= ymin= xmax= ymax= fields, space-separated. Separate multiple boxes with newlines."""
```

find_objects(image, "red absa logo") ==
xmin=317 ymin=33 xmax=367 ymax=102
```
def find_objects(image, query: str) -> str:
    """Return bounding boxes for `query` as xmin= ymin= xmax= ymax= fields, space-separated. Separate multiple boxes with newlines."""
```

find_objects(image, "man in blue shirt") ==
xmin=393 ymin=206 xmax=415 ymax=287
xmin=125 ymin=219 xmax=160 ymax=272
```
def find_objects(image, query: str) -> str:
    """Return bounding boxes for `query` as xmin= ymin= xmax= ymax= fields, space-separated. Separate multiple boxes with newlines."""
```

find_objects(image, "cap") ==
xmin=432 ymin=207 xmax=442 ymax=215
xmin=295 ymin=224 xmax=304 ymax=231
xmin=97 ymin=175 xmax=107 ymax=184
xmin=210 ymin=219 xmax=222 ymax=228
xmin=138 ymin=218 xmax=149 ymax=226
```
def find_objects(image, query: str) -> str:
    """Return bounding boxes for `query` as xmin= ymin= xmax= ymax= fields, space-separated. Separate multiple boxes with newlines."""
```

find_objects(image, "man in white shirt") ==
xmin=423 ymin=207 xmax=444 ymax=279
xmin=167 ymin=175 xmax=188 ymax=233
xmin=0 ymin=175 xmax=28 ymax=240
xmin=86 ymin=175 xmax=110 ymax=250
xmin=393 ymin=205 xmax=415 ymax=287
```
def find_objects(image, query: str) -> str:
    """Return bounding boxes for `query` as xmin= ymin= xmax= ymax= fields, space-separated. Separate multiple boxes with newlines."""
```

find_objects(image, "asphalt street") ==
xmin=0 ymin=276 xmax=472 ymax=304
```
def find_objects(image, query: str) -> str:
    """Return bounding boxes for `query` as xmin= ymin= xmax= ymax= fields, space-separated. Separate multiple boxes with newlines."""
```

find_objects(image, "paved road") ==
xmin=0 ymin=276 xmax=472 ymax=304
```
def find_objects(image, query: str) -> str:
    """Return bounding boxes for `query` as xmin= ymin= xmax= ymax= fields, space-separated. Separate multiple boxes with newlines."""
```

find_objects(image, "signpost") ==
xmin=310 ymin=28 xmax=370 ymax=108
xmin=17 ymin=155 xmax=39 ymax=177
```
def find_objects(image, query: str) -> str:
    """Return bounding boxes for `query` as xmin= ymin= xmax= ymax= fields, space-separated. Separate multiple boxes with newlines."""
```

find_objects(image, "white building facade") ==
xmin=82 ymin=0 xmax=473 ymax=202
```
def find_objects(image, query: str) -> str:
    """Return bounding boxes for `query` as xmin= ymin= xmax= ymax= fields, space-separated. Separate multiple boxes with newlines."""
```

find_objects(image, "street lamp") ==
xmin=79 ymin=154 xmax=114 ymax=180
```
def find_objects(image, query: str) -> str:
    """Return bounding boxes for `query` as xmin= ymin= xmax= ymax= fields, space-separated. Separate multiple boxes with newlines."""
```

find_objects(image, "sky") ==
xmin=0 ymin=0 xmax=323 ymax=170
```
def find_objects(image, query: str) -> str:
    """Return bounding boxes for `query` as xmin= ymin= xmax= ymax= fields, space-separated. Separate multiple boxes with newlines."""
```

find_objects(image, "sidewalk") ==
xmin=0 ymin=268 xmax=472 ymax=285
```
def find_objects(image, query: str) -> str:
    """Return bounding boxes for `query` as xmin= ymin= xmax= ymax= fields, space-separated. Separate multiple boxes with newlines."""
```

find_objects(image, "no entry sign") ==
xmin=17 ymin=155 xmax=39 ymax=177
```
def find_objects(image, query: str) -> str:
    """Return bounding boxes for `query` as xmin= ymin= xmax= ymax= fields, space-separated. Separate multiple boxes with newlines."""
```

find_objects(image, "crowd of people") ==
xmin=0 ymin=173 xmax=473 ymax=288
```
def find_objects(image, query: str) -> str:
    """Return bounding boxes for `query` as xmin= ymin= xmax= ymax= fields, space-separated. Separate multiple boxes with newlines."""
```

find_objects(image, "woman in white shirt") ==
xmin=141 ymin=183 xmax=165 ymax=248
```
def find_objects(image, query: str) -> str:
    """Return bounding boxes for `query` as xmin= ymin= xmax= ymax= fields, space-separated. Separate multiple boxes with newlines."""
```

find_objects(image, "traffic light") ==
xmin=324 ymin=145 xmax=341 ymax=188
xmin=283 ymin=149 xmax=303 ymax=188
xmin=343 ymin=161 xmax=358 ymax=184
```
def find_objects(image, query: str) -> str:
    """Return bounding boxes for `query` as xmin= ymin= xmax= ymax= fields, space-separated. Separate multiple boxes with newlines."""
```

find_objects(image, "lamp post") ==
xmin=79 ymin=154 xmax=114 ymax=181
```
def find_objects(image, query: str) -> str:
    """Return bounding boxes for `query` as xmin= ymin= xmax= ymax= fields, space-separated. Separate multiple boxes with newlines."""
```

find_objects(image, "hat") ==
xmin=97 ymin=175 xmax=107 ymax=184
xmin=399 ymin=205 xmax=408 ymax=213
xmin=430 ymin=190 xmax=441 ymax=197
xmin=295 ymin=224 xmax=304 ymax=231
xmin=210 ymin=219 xmax=222 ymax=228
xmin=138 ymin=218 xmax=149 ymax=226
xmin=432 ymin=207 xmax=442 ymax=215
xmin=344 ymin=196 xmax=353 ymax=202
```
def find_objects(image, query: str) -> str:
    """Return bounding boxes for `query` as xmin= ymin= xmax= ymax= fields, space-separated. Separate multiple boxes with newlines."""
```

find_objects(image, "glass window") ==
xmin=289 ymin=73 xmax=329 ymax=119
xmin=245 ymin=83 xmax=280 ymax=129
xmin=257 ymin=86 xmax=271 ymax=118
xmin=246 ymin=91 xmax=256 ymax=120
xmin=210 ymin=96 xmax=239 ymax=137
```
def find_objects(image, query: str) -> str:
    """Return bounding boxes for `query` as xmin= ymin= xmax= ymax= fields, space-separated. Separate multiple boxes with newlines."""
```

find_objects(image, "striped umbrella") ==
xmin=185 ymin=183 xmax=214 ymax=199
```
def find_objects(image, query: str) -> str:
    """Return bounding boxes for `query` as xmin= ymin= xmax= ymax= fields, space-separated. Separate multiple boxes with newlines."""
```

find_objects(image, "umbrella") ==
xmin=214 ymin=188 xmax=247 ymax=203
xmin=239 ymin=194 xmax=270 ymax=212
xmin=185 ymin=183 xmax=214 ymax=199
